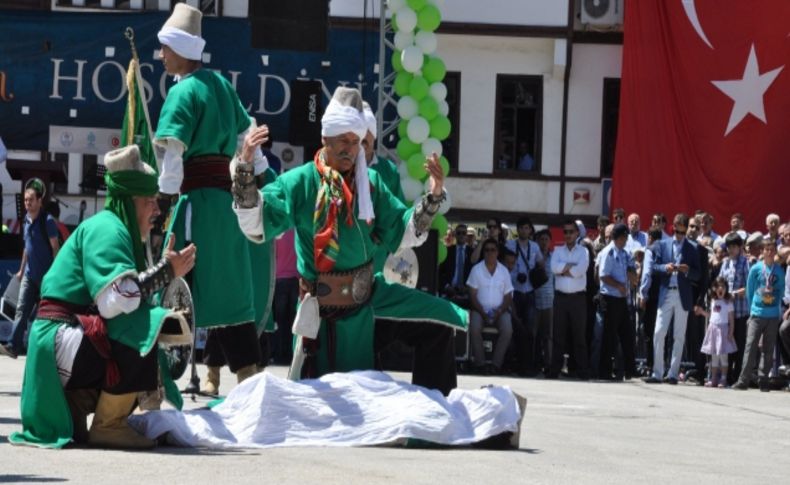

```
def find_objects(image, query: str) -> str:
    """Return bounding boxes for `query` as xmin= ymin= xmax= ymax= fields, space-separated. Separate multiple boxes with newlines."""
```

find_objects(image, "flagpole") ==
xmin=124 ymin=27 xmax=138 ymax=61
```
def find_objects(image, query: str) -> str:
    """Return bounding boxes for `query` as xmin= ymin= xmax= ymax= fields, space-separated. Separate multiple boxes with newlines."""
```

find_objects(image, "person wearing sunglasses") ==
xmin=643 ymin=213 xmax=701 ymax=384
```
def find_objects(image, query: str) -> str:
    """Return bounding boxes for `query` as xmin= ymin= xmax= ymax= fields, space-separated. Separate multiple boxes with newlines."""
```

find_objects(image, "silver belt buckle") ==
xmin=351 ymin=265 xmax=373 ymax=304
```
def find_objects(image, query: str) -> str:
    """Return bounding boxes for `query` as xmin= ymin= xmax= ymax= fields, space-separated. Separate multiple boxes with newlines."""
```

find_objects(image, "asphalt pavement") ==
xmin=1 ymin=358 xmax=788 ymax=484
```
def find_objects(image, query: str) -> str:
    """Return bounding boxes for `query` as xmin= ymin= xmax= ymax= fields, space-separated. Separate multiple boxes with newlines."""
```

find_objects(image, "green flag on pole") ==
xmin=121 ymin=29 xmax=158 ymax=173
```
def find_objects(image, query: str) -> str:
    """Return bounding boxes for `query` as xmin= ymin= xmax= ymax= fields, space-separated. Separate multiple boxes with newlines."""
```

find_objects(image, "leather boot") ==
xmin=201 ymin=366 xmax=221 ymax=395
xmin=65 ymin=389 xmax=99 ymax=445
xmin=88 ymin=392 xmax=155 ymax=449
xmin=235 ymin=364 xmax=258 ymax=384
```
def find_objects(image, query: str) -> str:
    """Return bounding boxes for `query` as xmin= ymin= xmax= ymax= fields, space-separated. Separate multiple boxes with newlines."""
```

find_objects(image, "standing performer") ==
xmin=153 ymin=3 xmax=269 ymax=391
xmin=360 ymin=102 xmax=407 ymax=273
xmin=9 ymin=145 xmax=195 ymax=449
xmin=232 ymin=87 xmax=467 ymax=395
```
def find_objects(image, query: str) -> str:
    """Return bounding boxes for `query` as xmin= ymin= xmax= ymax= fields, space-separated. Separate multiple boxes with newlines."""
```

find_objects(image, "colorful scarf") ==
xmin=313 ymin=149 xmax=355 ymax=272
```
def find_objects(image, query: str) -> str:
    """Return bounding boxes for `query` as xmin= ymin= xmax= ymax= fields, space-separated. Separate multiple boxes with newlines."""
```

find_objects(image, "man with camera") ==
xmin=549 ymin=220 xmax=591 ymax=379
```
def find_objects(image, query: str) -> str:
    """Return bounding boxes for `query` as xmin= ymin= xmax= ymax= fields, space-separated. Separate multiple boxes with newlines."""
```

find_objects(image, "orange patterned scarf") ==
xmin=313 ymin=149 xmax=355 ymax=272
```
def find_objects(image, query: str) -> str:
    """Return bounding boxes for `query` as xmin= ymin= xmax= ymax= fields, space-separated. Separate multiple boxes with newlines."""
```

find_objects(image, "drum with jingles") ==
xmin=382 ymin=248 xmax=419 ymax=288
xmin=159 ymin=277 xmax=196 ymax=380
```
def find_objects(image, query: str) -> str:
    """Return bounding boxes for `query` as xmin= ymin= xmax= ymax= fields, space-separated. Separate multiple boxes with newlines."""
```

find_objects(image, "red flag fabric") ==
xmin=612 ymin=0 xmax=790 ymax=234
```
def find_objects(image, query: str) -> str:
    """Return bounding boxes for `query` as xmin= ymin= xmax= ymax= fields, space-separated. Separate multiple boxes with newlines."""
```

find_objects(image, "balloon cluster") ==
xmin=388 ymin=0 xmax=452 ymax=264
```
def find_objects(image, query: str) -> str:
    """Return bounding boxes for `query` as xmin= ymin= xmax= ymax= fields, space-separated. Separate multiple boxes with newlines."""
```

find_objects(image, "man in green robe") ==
xmin=232 ymin=87 xmax=467 ymax=395
xmin=9 ymin=145 xmax=196 ymax=449
xmin=154 ymin=3 xmax=270 ymax=392
xmin=361 ymin=101 xmax=408 ymax=274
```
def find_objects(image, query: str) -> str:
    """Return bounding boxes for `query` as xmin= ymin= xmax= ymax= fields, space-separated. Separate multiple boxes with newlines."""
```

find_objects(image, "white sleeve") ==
xmin=397 ymin=216 xmax=429 ymax=250
xmin=96 ymin=276 xmax=141 ymax=319
xmin=232 ymin=191 xmax=264 ymax=243
xmin=157 ymin=138 xmax=186 ymax=194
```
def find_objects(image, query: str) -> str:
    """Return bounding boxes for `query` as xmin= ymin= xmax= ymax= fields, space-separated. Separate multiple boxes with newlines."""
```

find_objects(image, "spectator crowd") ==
xmin=439 ymin=210 xmax=790 ymax=392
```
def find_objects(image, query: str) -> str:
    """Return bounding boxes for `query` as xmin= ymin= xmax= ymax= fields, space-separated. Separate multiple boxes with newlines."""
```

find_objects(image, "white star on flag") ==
xmin=711 ymin=44 xmax=784 ymax=136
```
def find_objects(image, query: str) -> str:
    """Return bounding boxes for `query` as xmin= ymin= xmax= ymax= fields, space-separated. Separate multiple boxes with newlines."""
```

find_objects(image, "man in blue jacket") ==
xmin=643 ymin=213 xmax=700 ymax=384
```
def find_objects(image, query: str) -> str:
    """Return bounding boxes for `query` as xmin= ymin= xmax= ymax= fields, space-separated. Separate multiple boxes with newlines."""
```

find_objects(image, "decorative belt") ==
xmin=181 ymin=155 xmax=232 ymax=193
xmin=38 ymin=299 xmax=120 ymax=388
xmin=297 ymin=262 xmax=375 ymax=377
xmin=299 ymin=261 xmax=375 ymax=319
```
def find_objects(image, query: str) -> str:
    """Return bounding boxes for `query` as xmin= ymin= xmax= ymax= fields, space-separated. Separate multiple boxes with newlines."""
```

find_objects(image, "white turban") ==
xmin=321 ymin=98 xmax=374 ymax=222
xmin=157 ymin=26 xmax=205 ymax=61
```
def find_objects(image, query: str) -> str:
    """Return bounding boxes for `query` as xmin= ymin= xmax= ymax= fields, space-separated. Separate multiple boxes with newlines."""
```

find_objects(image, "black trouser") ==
xmin=728 ymin=315 xmax=749 ymax=385
xmin=512 ymin=290 xmax=536 ymax=373
xmin=552 ymin=291 xmax=588 ymax=378
xmin=599 ymin=295 xmax=635 ymax=379
xmin=685 ymin=310 xmax=707 ymax=379
xmin=642 ymin=297 xmax=659 ymax=371
xmin=374 ymin=319 xmax=457 ymax=396
xmin=67 ymin=337 xmax=158 ymax=394
xmin=272 ymin=277 xmax=299 ymax=364
xmin=202 ymin=322 xmax=262 ymax=372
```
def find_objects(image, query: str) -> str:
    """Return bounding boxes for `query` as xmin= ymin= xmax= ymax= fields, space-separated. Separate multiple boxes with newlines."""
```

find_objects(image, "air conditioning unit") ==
xmin=580 ymin=0 xmax=623 ymax=26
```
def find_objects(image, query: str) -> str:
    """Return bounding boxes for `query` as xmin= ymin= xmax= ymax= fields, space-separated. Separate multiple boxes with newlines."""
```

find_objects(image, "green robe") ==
xmin=369 ymin=156 xmax=406 ymax=273
xmin=9 ymin=211 xmax=181 ymax=448
xmin=251 ymin=168 xmax=278 ymax=334
xmin=258 ymin=162 xmax=467 ymax=375
xmin=156 ymin=68 xmax=258 ymax=328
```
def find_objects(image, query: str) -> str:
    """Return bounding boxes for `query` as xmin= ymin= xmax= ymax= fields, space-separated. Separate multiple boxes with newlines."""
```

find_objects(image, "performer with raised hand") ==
xmin=232 ymin=87 xmax=467 ymax=395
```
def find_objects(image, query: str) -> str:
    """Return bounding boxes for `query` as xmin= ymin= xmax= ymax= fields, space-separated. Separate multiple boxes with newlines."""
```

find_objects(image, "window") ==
xmin=52 ymin=0 xmax=219 ymax=14
xmin=52 ymin=152 xmax=69 ymax=195
xmin=80 ymin=154 xmax=100 ymax=195
xmin=443 ymin=71 xmax=460 ymax=172
xmin=600 ymin=77 xmax=620 ymax=178
xmin=493 ymin=75 xmax=542 ymax=174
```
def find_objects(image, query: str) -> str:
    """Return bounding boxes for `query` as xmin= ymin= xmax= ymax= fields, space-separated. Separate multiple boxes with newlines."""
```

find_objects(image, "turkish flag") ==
xmin=612 ymin=0 xmax=790 ymax=234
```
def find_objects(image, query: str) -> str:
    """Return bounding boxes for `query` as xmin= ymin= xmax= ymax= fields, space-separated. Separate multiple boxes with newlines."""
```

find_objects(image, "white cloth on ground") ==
xmin=129 ymin=371 xmax=523 ymax=448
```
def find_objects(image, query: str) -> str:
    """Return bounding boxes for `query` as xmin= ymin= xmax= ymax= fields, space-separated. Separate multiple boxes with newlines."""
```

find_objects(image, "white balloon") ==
xmin=421 ymin=138 xmax=443 ymax=158
xmin=401 ymin=176 xmax=424 ymax=202
xmin=397 ymin=96 xmax=418 ymax=120
xmin=429 ymin=82 xmax=447 ymax=102
xmin=407 ymin=116 xmax=430 ymax=144
xmin=397 ymin=160 xmax=410 ymax=178
xmin=414 ymin=31 xmax=437 ymax=55
xmin=401 ymin=45 xmax=424 ymax=73
xmin=438 ymin=100 xmax=449 ymax=116
xmin=387 ymin=0 xmax=406 ymax=14
xmin=395 ymin=7 xmax=418 ymax=32
xmin=393 ymin=31 xmax=414 ymax=51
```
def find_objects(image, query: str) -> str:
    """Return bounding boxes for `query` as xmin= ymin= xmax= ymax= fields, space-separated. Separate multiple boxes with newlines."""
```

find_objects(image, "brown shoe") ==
xmin=88 ymin=392 xmax=155 ymax=450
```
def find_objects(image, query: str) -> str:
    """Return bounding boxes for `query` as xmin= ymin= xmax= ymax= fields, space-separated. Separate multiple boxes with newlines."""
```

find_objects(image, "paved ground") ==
xmin=0 ymin=357 xmax=788 ymax=484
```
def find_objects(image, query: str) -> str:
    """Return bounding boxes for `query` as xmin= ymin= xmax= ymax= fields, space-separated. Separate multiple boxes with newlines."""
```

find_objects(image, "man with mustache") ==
xmin=232 ymin=87 xmax=467 ymax=395
xmin=9 ymin=145 xmax=195 ymax=449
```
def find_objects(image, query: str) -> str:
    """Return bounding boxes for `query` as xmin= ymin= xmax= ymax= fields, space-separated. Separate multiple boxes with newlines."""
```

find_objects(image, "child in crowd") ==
xmin=695 ymin=277 xmax=737 ymax=388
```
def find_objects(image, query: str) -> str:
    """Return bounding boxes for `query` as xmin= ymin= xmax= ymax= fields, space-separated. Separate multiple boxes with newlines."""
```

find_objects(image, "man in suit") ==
xmin=440 ymin=224 xmax=474 ymax=307
xmin=643 ymin=213 xmax=701 ymax=384
xmin=683 ymin=217 xmax=711 ymax=384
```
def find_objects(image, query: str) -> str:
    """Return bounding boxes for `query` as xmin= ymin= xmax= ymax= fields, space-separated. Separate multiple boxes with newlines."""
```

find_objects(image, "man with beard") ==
xmin=231 ymin=87 xmax=467 ymax=395
xmin=9 ymin=145 xmax=195 ymax=449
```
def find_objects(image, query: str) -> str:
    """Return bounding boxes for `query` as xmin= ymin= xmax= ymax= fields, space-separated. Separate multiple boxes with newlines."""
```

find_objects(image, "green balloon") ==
xmin=423 ymin=56 xmax=446 ymax=83
xmin=392 ymin=50 xmax=404 ymax=72
xmin=407 ymin=0 xmax=427 ymax=11
xmin=429 ymin=115 xmax=451 ymax=141
xmin=437 ymin=241 xmax=447 ymax=264
xmin=409 ymin=76 xmax=430 ymax=101
xmin=417 ymin=4 xmax=442 ymax=32
xmin=439 ymin=156 xmax=450 ymax=177
xmin=391 ymin=13 xmax=399 ymax=31
xmin=431 ymin=214 xmax=448 ymax=239
xmin=394 ymin=72 xmax=413 ymax=97
xmin=397 ymin=138 xmax=420 ymax=160
xmin=397 ymin=119 xmax=409 ymax=139
xmin=407 ymin=153 xmax=428 ymax=180
xmin=419 ymin=96 xmax=439 ymax=120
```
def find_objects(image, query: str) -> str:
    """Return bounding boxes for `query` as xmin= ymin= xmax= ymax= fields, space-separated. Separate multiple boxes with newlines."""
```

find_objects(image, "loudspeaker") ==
xmin=413 ymin=229 xmax=439 ymax=294
xmin=289 ymin=79 xmax=324 ymax=149
xmin=249 ymin=0 xmax=329 ymax=52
